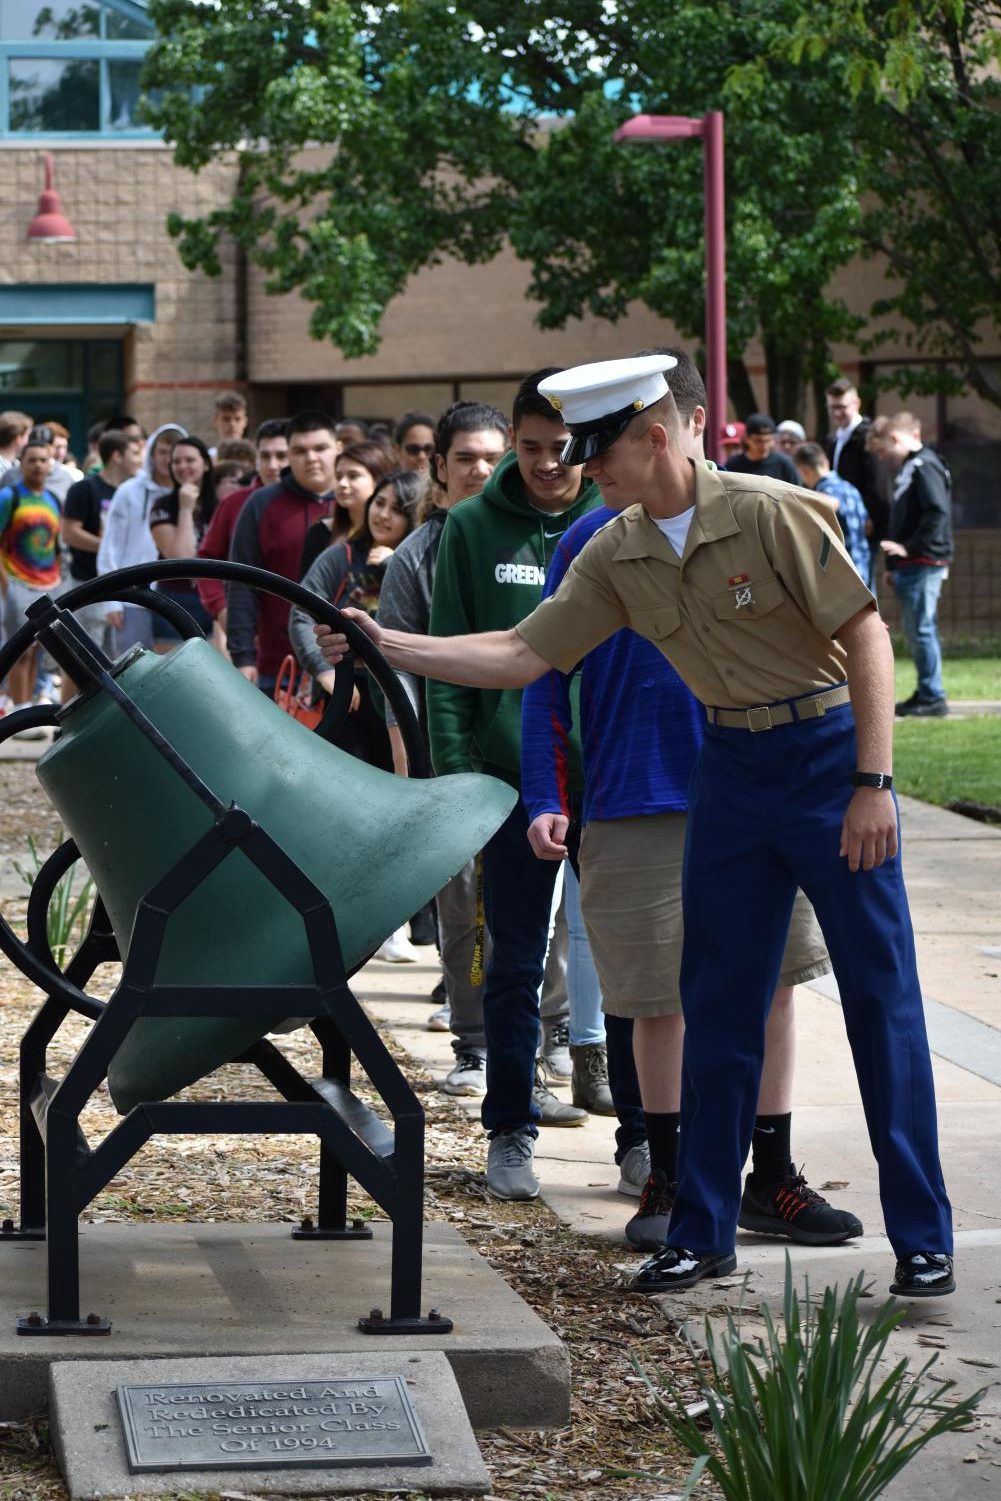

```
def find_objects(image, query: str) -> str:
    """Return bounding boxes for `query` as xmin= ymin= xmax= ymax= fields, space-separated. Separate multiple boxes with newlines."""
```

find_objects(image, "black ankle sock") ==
xmin=750 ymin=1113 xmax=793 ymax=1183
xmin=644 ymin=1111 xmax=680 ymax=1181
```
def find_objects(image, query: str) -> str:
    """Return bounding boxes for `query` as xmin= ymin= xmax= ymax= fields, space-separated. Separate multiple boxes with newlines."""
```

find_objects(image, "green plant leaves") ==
xmin=629 ymin=1256 xmax=983 ymax=1501
xmin=13 ymin=833 xmax=95 ymax=971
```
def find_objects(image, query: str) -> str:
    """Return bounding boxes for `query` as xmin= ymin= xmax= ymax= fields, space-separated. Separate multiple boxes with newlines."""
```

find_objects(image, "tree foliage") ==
xmin=733 ymin=0 xmax=1001 ymax=406
xmin=144 ymin=0 xmax=536 ymax=356
xmin=142 ymin=0 xmax=1001 ymax=412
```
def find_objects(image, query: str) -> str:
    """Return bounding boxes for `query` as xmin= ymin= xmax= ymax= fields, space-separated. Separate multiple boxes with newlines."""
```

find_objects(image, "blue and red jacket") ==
xmin=520 ymin=506 xmax=705 ymax=826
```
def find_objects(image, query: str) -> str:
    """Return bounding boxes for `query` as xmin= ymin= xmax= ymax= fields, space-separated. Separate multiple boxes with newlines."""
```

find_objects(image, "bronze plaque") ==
xmin=116 ymin=1375 xmax=431 ymax=1472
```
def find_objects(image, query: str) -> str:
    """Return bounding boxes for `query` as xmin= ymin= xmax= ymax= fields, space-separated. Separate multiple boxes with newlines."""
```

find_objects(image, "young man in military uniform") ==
xmin=315 ymin=355 xmax=954 ymax=1299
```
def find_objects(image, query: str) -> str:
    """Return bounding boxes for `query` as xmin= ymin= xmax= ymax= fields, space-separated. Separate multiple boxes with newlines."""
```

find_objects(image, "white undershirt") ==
xmin=832 ymin=413 xmax=862 ymax=471
xmin=654 ymin=506 xmax=696 ymax=557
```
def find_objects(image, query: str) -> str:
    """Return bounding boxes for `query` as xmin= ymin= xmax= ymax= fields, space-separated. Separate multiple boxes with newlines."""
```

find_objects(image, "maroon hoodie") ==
xmin=225 ymin=470 xmax=331 ymax=677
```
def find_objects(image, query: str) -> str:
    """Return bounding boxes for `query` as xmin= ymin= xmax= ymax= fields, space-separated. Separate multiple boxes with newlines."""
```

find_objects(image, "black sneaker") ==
xmin=890 ymin=1251 xmax=955 ymax=1297
xmin=633 ymin=1245 xmax=737 ymax=1293
xmin=910 ymin=697 xmax=948 ymax=717
xmin=625 ymin=1170 xmax=677 ymax=1250
xmin=738 ymin=1166 xmax=863 ymax=1245
xmin=896 ymin=695 xmax=948 ymax=718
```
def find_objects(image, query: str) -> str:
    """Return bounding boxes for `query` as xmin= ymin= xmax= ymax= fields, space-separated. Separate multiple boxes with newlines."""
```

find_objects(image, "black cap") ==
xmin=745 ymin=413 xmax=776 ymax=436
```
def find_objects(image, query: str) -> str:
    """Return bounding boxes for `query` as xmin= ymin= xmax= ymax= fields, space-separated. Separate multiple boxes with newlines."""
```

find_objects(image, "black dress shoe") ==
xmin=889 ymin=1251 xmax=955 ymax=1297
xmin=633 ymin=1245 xmax=737 ymax=1293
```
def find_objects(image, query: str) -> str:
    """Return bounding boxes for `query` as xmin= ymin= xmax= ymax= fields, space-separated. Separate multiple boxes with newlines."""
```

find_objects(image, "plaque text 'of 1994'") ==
xmin=116 ymin=1377 xmax=431 ymax=1472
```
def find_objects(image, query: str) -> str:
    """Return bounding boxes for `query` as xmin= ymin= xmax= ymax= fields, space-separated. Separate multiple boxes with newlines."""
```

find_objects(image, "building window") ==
xmin=0 ymin=0 xmax=155 ymax=138
xmin=0 ymin=336 xmax=124 ymax=457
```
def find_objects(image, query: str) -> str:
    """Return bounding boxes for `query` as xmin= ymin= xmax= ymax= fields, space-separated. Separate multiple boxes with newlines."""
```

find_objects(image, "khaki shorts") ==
xmin=578 ymin=813 xmax=831 ymax=1019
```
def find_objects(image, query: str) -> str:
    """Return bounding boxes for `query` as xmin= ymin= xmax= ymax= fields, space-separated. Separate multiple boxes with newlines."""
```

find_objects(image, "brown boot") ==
xmin=570 ymin=1043 xmax=615 ymax=1115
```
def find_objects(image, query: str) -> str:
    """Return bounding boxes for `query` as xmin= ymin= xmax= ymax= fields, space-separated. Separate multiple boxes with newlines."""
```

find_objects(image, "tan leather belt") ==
xmin=706 ymin=684 xmax=851 ymax=732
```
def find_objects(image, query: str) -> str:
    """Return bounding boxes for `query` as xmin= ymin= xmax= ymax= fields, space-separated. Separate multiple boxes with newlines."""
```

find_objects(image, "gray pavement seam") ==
xmin=806 ymin=973 xmax=1001 ymax=1089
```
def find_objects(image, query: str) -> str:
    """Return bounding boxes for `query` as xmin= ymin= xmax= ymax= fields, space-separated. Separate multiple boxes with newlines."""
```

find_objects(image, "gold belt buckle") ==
xmin=800 ymin=692 xmax=827 ymax=719
xmin=746 ymin=705 xmax=772 ymax=732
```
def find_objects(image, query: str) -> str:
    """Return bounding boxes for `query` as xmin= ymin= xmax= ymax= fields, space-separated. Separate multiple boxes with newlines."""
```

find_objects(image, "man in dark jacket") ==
xmin=879 ymin=412 xmax=954 ymax=717
xmin=824 ymin=378 xmax=892 ymax=544
xmin=428 ymin=370 xmax=603 ymax=1200
xmin=226 ymin=411 xmax=337 ymax=695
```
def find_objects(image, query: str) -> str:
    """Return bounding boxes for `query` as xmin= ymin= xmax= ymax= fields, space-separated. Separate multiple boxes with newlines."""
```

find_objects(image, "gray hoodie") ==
xmin=96 ymin=422 xmax=186 ymax=608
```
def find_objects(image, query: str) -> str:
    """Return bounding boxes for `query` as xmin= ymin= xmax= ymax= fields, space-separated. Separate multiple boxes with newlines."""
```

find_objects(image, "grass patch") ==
xmin=894 ymin=716 xmax=1001 ymax=810
xmin=893 ymin=653 xmax=1001 ymax=702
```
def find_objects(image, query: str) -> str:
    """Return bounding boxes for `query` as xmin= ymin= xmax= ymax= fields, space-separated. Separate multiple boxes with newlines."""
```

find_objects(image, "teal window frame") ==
xmin=0 ymin=0 xmax=156 ymax=139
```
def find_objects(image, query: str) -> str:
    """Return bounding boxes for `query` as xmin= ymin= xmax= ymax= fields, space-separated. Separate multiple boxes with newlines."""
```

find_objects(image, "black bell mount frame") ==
xmin=0 ymin=562 xmax=450 ymax=1337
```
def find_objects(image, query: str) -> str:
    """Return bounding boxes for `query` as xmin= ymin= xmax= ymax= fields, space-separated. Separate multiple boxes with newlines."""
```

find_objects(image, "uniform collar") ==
xmin=611 ymin=461 xmax=741 ymax=564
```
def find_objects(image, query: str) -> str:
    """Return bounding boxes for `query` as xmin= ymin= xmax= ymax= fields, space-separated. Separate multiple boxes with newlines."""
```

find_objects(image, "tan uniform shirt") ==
xmin=516 ymin=462 xmax=876 ymax=711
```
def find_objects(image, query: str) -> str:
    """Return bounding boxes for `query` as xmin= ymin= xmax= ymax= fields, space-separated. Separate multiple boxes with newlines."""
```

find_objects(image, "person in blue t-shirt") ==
xmin=520 ymin=350 xmax=862 ymax=1253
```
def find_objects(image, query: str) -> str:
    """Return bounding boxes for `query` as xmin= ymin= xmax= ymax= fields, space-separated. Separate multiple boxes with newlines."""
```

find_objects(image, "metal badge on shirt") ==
xmin=728 ymin=573 xmax=754 ymax=609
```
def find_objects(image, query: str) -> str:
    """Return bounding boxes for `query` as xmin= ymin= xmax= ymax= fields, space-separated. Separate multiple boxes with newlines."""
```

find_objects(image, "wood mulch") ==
xmin=0 ymin=763 xmax=709 ymax=1500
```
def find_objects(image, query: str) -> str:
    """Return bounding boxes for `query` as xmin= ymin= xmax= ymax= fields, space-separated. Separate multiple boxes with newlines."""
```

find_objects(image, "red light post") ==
xmin=614 ymin=112 xmax=727 ymax=462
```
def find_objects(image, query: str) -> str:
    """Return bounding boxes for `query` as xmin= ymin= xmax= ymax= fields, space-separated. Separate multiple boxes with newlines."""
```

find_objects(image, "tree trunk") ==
xmin=764 ymin=337 xmax=806 ymax=424
xmin=727 ymin=357 xmax=758 ymax=422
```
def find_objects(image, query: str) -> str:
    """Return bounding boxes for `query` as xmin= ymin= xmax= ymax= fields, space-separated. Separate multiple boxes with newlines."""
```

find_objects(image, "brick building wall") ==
xmin=0 ymin=145 xmax=242 ymax=441
xmin=247 ymin=246 xmax=688 ymax=402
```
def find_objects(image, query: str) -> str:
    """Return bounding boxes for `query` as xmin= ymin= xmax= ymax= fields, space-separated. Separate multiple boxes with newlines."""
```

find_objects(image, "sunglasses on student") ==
xmin=403 ymin=442 xmax=435 ymax=456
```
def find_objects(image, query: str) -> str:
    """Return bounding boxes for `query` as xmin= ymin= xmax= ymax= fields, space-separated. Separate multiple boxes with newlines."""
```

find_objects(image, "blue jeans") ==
xmin=893 ymin=564 xmax=946 ymax=702
xmin=563 ymin=865 xmax=605 ymax=1048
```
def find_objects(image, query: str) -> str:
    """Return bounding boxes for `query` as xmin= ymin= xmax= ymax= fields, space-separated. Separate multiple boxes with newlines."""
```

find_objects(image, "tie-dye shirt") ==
xmin=0 ymin=482 xmax=62 ymax=588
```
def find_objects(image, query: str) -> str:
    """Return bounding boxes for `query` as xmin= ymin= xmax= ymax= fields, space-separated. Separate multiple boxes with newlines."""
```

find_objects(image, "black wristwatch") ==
xmin=851 ymin=772 xmax=893 ymax=790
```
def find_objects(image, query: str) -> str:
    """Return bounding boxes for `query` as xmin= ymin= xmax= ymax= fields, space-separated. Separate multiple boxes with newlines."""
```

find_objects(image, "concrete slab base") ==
xmin=0 ymin=1222 xmax=569 ymax=1430
xmin=50 ymin=1352 xmax=489 ymax=1499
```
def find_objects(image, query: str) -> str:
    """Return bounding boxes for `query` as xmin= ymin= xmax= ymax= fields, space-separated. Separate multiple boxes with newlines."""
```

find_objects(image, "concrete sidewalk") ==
xmin=359 ymin=794 xmax=1001 ymax=1497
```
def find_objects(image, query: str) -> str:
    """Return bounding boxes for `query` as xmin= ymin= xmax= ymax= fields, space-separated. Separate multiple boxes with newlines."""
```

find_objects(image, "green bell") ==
xmin=36 ymin=640 xmax=515 ymax=1113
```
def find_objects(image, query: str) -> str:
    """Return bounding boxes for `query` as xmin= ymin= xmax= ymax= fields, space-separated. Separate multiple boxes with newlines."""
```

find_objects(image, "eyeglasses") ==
xmin=403 ymin=443 xmax=435 ymax=456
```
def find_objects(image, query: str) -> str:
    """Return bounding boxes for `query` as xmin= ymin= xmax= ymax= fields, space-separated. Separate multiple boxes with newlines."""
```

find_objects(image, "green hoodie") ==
xmin=427 ymin=449 xmax=601 ymax=788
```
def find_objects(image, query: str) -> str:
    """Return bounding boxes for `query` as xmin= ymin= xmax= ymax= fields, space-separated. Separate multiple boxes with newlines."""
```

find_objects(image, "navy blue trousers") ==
xmin=670 ymin=701 xmax=952 ymax=1259
xmin=480 ymin=802 xmax=559 ymax=1136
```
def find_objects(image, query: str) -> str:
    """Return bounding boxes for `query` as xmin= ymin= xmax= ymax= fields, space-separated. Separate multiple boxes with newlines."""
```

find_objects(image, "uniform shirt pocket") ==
xmin=627 ymin=601 xmax=682 ymax=641
xmin=711 ymin=577 xmax=784 ymax=622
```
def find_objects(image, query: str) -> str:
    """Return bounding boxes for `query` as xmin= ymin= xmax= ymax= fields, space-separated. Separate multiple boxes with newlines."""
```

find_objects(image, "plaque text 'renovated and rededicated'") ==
xmin=116 ymin=1376 xmax=431 ymax=1472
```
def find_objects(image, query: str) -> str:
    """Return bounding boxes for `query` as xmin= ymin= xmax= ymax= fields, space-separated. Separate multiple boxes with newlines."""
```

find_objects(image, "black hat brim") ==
xmin=560 ymin=411 xmax=636 ymax=466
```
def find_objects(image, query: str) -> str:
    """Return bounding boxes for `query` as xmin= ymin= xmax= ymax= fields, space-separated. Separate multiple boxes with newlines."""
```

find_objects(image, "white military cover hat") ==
xmin=538 ymin=354 xmax=678 ymax=465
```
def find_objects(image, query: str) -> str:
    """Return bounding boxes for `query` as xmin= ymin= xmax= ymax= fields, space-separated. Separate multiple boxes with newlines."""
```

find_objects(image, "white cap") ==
xmin=538 ymin=355 xmax=678 ymax=464
xmin=776 ymin=419 xmax=806 ymax=441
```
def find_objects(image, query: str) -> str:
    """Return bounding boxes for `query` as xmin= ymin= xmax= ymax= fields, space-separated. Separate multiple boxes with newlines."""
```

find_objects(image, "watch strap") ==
xmin=851 ymin=771 xmax=893 ymax=790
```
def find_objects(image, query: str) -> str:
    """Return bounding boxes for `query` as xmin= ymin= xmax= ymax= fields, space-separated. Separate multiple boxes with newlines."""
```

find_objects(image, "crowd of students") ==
xmin=0 ymin=365 xmax=954 ymax=1273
